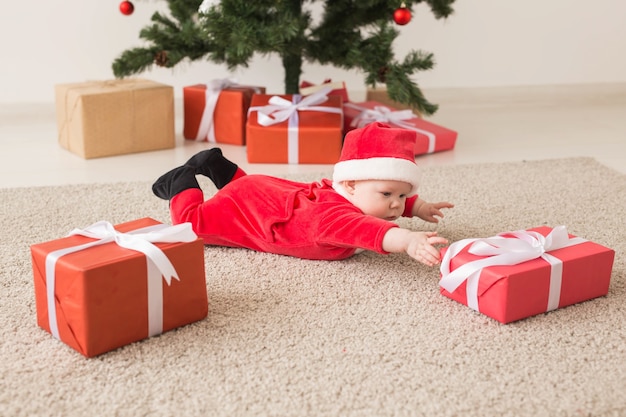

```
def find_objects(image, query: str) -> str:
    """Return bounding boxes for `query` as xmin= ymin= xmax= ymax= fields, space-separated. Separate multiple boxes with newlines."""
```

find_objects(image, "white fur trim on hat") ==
xmin=332 ymin=156 xmax=421 ymax=196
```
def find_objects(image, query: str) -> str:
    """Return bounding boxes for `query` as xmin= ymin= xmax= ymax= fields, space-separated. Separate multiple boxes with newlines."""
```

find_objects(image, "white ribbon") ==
xmin=194 ymin=79 xmax=263 ymax=142
xmin=44 ymin=221 xmax=198 ymax=340
xmin=345 ymin=103 xmax=436 ymax=153
xmin=439 ymin=226 xmax=587 ymax=312
xmin=247 ymin=87 xmax=343 ymax=164
xmin=195 ymin=78 xmax=238 ymax=142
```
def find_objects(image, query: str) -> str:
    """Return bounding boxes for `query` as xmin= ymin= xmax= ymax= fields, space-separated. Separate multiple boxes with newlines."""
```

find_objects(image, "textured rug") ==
xmin=1 ymin=158 xmax=625 ymax=417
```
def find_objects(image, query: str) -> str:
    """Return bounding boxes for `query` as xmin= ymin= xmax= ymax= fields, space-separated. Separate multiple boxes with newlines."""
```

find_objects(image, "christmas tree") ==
xmin=112 ymin=0 xmax=455 ymax=115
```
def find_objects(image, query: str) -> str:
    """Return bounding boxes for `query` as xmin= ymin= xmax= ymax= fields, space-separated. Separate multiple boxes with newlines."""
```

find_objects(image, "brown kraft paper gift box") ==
xmin=55 ymin=79 xmax=175 ymax=159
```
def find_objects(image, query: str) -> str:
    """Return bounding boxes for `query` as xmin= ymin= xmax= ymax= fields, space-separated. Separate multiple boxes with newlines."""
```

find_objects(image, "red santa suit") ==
xmin=170 ymin=175 xmax=419 ymax=260
xmin=161 ymin=122 xmax=422 ymax=261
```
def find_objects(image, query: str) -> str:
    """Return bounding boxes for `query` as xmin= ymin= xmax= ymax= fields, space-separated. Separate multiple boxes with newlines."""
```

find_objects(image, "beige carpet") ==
xmin=1 ymin=157 xmax=625 ymax=417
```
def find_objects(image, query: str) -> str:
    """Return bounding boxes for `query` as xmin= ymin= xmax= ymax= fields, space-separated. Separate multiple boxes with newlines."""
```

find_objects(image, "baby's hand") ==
xmin=416 ymin=201 xmax=454 ymax=223
xmin=406 ymin=231 xmax=448 ymax=266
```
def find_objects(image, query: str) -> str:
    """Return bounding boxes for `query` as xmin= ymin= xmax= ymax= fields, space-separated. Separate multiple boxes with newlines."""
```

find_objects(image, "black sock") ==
xmin=152 ymin=166 xmax=199 ymax=200
xmin=184 ymin=148 xmax=238 ymax=189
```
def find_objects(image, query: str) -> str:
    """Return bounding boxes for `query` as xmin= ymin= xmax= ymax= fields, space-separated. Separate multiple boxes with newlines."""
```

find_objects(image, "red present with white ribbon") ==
xmin=344 ymin=101 xmax=457 ymax=155
xmin=31 ymin=218 xmax=207 ymax=357
xmin=246 ymin=87 xmax=343 ymax=164
xmin=439 ymin=226 xmax=615 ymax=324
xmin=183 ymin=79 xmax=265 ymax=145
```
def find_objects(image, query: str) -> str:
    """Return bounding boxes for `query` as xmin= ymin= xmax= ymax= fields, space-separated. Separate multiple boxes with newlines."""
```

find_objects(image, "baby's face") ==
xmin=347 ymin=179 xmax=412 ymax=220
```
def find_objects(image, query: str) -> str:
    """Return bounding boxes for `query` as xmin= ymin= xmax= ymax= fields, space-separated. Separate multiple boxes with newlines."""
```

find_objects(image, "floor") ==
xmin=0 ymin=83 xmax=624 ymax=189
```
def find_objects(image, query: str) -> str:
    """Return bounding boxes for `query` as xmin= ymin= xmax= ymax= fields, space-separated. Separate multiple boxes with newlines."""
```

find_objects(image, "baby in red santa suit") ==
xmin=152 ymin=122 xmax=454 ymax=266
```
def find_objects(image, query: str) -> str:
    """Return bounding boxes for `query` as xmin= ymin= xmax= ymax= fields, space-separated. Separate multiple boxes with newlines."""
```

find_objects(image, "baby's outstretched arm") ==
xmin=412 ymin=198 xmax=454 ymax=223
xmin=382 ymin=228 xmax=448 ymax=266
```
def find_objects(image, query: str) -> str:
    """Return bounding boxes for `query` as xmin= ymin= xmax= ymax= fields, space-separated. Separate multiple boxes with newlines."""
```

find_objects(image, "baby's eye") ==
xmin=399 ymin=194 xmax=407 ymax=198
xmin=382 ymin=192 xmax=392 ymax=197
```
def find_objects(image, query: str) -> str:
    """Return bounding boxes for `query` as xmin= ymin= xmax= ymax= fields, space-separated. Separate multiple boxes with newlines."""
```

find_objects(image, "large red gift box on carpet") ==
xmin=439 ymin=226 xmax=615 ymax=324
xmin=343 ymin=101 xmax=457 ymax=155
xmin=183 ymin=82 xmax=265 ymax=145
xmin=31 ymin=218 xmax=208 ymax=357
xmin=246 ymin=91 xmax=344 ymax=164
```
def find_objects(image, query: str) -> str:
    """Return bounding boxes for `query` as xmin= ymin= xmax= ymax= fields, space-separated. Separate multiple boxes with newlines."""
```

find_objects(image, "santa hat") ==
xmin=333 ymin=122 xmax=420 ymax=195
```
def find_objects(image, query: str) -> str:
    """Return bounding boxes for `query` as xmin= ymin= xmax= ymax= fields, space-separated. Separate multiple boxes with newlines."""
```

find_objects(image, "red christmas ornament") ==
xmin=119 ymin=1 xmax=135 ymax=15
xmin=393 ymin=3 xmax=412 ymax=25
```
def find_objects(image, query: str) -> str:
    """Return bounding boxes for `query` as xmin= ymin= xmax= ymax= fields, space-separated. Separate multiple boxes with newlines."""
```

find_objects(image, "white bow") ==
xmin=251 ymin=86 xmax=341 ymax=127
xmin=345 ymin=103 xmax=436 ymax=153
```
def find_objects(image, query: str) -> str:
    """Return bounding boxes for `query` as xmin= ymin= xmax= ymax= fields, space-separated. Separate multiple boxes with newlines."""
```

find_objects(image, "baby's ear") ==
xmin=342 ymin=180 xmax=357 ymax=195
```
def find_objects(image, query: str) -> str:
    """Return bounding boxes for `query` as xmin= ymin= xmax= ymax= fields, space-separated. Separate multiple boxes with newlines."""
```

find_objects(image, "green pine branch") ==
xmin=112 ymin=0 xmax=455 ymax=115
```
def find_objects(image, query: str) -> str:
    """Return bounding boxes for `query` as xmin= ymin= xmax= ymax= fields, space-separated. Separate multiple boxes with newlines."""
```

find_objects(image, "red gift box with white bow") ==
xmin=246 ymin=88 xmax=343 ymax=164
xmin=183 ymin=79 xmax=265 ymax=145
xmin=343 ymin=101 xmax=457 ymax=155
xmin=31 ymin=218 xmax=208 ymax=357
xmin=439 ymin=226 xmax=615 ymax=324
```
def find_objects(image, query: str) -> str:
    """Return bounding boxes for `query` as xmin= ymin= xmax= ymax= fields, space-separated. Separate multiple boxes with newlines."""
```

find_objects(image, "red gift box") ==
xmin=343 ymin=101 xmax=457 ymax=155
xmin=31 ymin=218 xmax=208 ymax=357
xmin=183 ymin=81 xmax=265 ymax=145
xmin=246 ymin=91 xmax=344 ymax=164
xmin=299 ymin=79 xmax=350 ymax=103
xmin=439 ymin=226 xmax=615 ymax=324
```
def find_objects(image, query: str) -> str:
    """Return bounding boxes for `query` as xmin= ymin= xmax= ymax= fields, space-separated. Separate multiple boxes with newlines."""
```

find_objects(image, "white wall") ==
xmin=2 ymin=0 xmax=625 ymax=103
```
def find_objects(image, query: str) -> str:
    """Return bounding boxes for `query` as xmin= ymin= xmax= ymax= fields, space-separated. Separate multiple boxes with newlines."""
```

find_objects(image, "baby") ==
xmin=153 ymin=122 xmax=454 ymax=266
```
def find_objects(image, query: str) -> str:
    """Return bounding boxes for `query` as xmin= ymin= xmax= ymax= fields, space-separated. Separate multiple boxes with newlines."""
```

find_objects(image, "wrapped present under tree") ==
xmin=246 ymin=89 xmax=343 ymax=164
xmin=183 ymin=79 xmax=265 ymax=145
xmin=344 ymin=101 xmax=457 ymax=155
xmin=55 ymin=79 xmax=174 ymax=159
